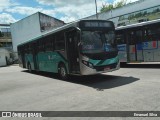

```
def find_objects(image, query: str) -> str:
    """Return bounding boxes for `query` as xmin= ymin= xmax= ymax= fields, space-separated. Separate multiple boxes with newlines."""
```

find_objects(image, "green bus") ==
xmin=17 ymin=19 xmax=120 ymax=79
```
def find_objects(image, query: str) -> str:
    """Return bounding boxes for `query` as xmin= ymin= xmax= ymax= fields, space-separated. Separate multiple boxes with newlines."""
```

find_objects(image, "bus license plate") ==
xmin=104 ymin=67 xmax=110 ymax=71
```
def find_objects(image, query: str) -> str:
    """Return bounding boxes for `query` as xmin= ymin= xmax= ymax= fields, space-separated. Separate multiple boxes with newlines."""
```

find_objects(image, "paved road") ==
xmin=0 ymin=65 xmax=160 ymax=120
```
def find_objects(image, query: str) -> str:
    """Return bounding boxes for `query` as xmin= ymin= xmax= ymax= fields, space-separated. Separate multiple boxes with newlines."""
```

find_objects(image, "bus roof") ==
xmin=116 ymin=19 xmax=160 ymax=30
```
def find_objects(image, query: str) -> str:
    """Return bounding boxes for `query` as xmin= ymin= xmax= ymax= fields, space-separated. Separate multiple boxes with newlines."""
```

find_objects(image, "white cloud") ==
xmin=0 ymin=0 xmax=19 ymax=12
xmin=5 ymin=6 xmax=56 ymax=16
xmin=36 ymin=0 xmax=106 ymax=23
xmin=0 ymin=13 xmax=17 ymax=24
xmin=60 ymin=16 xmax=76 ymax=23
xmin=36 ymin=0 xmax=101 ymax=7
xmin=0 ymin=0 xmax=11 ymax=12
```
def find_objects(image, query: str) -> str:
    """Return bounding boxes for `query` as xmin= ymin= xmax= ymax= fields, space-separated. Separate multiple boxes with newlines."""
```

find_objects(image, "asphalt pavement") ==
xmin=0 ymin=65 xmax=160 ymax=120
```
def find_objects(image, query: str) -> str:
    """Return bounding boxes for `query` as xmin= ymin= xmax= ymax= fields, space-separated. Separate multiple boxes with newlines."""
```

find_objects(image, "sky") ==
xmin=0 ymin=0 xmax=138 ymax=24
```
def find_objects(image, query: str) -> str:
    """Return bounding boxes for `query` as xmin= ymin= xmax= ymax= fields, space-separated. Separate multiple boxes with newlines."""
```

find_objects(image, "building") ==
xmin=0 ymin=48 xmax=12 ymax=66
xmin=0 ymin=24 xmax=12 ymax=50
xmin=0 ymin=24 xmax=14 ymax=66
xmin=11 ymin=12 xmax=65 ymax=53
xmin=86 ymin=0 xmax=160 ymax=27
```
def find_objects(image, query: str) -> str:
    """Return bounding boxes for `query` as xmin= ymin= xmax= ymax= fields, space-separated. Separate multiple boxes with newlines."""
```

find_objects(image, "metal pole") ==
xmin=95 ymin=0 xmax=98 ymax=19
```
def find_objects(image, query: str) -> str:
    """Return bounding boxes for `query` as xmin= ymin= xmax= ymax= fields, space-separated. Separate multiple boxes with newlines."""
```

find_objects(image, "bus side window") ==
xmin=135 ymin=30 xmax=142 ymax=43
xmin=37 ymin=41 xmax=40 ymax=52
xmin=38 ymin=39 xmax=44 ymax=52
xmin=116 ymin=31 xmax=125 ymax=44
xmin=24 ymin=44 xmax=29 ymax=54
xmin=55 ymin=32 xmax=65 ymax=50
xmin=51 ymin=35 xmax=55 ymax=51
xmin=148 ymin=29 xmax=153 ymax=41
xmin=128 ymin=31 xmax=135 ymax=45
xmin=147 ymin=26 xmax=160 ymax=41
xmin=144 ymin=29 xmax=149 ymax=42
xmin=28 ymin=44 xmax=32 ymax=54
xmin=45 ymin=36 xmax=53 ymax=52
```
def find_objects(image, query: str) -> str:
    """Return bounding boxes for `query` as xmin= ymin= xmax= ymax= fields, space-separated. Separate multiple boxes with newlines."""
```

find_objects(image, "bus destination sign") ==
xmin=83 ymin=21 xmax=113 ymax=28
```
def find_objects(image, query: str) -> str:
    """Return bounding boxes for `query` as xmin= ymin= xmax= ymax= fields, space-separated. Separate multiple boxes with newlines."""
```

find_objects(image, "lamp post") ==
xmin=95 ymin=0 xmax=98 ymax=19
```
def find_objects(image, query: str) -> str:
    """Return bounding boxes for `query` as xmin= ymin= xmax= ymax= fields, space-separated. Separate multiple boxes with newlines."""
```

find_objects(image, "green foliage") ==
xmin=100 ymin=0 xmax=127 ymax=13
xmin=100 ymin=4 xmax=113 ymax=13
xmin=114 ymin=0 xmax=127 ymax=8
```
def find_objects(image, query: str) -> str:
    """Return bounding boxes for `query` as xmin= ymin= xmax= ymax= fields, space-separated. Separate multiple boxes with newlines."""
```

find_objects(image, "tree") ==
xmin=115 ymin=0 xmax=127 ymax=8
xmin=100 ymin=3 xmax=113 ymax=13
xmin=100 ymin=0 xmax=127 ymax=13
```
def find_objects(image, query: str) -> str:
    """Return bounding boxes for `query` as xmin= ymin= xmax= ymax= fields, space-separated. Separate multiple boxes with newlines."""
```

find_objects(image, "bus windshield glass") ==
xmin=81 ymin=30 xmax=115 ymax=53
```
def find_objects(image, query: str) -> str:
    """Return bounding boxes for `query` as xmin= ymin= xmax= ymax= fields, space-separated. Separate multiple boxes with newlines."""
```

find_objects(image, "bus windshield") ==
xmin=81 ymin=30 xmax=115 ymax=53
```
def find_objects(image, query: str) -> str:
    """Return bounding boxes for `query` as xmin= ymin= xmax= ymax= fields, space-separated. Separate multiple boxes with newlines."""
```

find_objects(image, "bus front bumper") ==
xmin=80 ymin=61 xmax=120 ymax=75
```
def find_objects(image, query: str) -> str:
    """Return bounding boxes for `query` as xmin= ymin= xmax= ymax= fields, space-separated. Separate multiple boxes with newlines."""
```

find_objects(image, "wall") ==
xmin=11 ymin=12 xmax=41 ymax=52
xmin=0 ymin=48 xmax=10 ymax=67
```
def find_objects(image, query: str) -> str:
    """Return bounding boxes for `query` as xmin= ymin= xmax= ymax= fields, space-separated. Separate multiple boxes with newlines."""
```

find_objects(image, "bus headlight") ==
xmin=82 ymin=60 xmax=94 ymax=68
xmin=89 ymin=63 xmax=93 ymax=68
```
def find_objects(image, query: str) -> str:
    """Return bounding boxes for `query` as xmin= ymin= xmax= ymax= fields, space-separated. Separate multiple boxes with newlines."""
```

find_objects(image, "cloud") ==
xmin=36 ymin=0 xmax=101 ymax=7
xmin=60 ymin=16 xmax=76 ymax=23
xmin=36 ymin=0 xmax=106 ymax=22
xmin=0 ymin=13 xmax=17 ymax=24
xmin=5 ymin=6 xmax=56 ymax=17
xmin=0 ymin=0 xmax=12 ymax=12
xmin=0 ymin=0 xmax=19 ymax=12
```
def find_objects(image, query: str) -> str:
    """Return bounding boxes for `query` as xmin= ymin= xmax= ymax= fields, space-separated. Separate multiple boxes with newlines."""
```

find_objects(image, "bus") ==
xmin=116 ymin=19 xmax=160 ymax=63
xmin=18 ymin=19 xmax=120 ymax=79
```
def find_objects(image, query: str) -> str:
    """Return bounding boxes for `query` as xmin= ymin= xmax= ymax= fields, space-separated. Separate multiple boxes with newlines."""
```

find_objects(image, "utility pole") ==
xmin=95 ymin=0 xmax=98 ymax=19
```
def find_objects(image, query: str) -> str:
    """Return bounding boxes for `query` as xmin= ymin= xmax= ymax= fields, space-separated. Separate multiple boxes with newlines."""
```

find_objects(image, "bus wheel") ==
xmin=28 ymin=63 xmax=32 ymax=72
xmin=59 ymin=64 xmax=68 ymax=80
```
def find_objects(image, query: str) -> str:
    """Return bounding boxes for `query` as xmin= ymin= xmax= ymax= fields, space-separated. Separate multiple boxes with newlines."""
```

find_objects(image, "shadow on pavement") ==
xmin=22 ymin=70 xmax=139 ymax=90
xmin=68 ymin=74 xmax=139 ymax=90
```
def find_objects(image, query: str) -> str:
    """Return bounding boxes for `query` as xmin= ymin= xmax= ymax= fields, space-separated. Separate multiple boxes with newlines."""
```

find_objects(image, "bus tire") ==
xmin=28 ymin=63 xmax=32 ymax=72
xmin=58 ymin=63 xmax=68 ymax=80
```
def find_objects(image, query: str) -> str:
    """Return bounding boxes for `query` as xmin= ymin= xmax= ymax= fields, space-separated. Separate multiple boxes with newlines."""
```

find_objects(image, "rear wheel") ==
xmin=59 ymin=64 xmax=68 ymax=80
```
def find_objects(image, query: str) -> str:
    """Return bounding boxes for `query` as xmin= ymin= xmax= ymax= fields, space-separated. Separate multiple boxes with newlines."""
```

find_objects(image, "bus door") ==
xmin=32 ymin=42 xmax=38 ymax=70
xmin=135 ymin=30 xmax=144 ymax=62
xmin=143 ymin=26 xmax=159 ymax=62
xmin=66 ymin=29 xmax=80 ymax=74
xmin=128 ymin=30 xmax=144 ymax=62
xmin=116 ymin=30 xmax=127 ymax=62
xmin=128 ymin=31 xmax=136 ymax=62
xmin=21 ymin=45 xmax=26 ymax=68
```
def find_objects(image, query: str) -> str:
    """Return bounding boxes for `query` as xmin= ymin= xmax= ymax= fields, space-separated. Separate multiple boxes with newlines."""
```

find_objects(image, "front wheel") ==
xmin=59 ymin=64 xmax=68 ymax=80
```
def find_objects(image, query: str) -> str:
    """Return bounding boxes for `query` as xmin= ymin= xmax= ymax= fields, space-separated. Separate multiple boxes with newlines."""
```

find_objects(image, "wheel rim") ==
xmin=60 ymin=67 xmax=66 ymax=77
